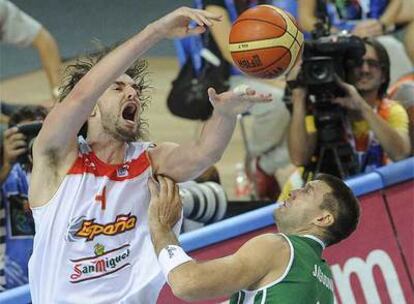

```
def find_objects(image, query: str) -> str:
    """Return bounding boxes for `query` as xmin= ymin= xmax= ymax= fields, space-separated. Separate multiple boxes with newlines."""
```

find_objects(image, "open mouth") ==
xmin=121 ymin=103 xmax=138 ymax=123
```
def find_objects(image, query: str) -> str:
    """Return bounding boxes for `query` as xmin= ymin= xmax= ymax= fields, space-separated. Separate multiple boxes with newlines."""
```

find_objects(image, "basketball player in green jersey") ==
xmin=148 ymin=173 xmax=360 ymax=303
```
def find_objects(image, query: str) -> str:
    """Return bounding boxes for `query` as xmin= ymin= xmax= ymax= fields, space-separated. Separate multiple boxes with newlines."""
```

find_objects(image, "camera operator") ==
xmin=288 ymin=38 xmax=410 ymax=184
xmin=297 ymin=0 xmax=413 ymax=82
xmin=0 ymin=105 xmax=46 ymax=290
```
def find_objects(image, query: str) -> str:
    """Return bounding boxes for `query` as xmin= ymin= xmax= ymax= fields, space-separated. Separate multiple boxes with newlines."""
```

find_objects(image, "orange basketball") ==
xmin=229 ymin=5 xmax=304 ymax=79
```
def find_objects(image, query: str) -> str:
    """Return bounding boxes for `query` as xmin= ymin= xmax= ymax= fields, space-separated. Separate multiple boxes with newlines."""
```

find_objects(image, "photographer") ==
xmin=288 ymin=38 xmax=410 ymax=184
xmin=0 ymin=105 xmax=46 ymax=290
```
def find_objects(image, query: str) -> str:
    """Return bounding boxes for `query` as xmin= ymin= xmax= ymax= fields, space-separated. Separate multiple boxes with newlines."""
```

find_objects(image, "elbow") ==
xmin=390 ymin=144 xmax=411 ymax=161
xmin=290 ymin=155 xmax=309 ymax=167
xmin=169 ymin=278 xmax=202 ymax=302
xmin=390 ymin=136 xmax=411 ymax=161
xmin=196 ymin=148 xmax=222 ymax=167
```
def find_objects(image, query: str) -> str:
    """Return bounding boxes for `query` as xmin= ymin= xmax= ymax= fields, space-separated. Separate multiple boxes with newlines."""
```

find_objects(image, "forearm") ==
xmin=288 ymin=97 xmax=313 ymax=165
xmin=206 ymin=5 xmax=234 ymax=64
xmin=150 ymin=224 xmax=180 ymax=256
xmin=158 ymin=111 xmax=237 ymax=181
xmin=362 ymin=106 xmax=410 ymax=160
xmin=198 ymin=110 xmax=237 ymax=162
xmin=33 ymin=28 xmax=62 ymax=94
xmin=379 ymin=0 xmax=402 ymax=27
xmin=297 ymin=0 xmax=318 ymax=32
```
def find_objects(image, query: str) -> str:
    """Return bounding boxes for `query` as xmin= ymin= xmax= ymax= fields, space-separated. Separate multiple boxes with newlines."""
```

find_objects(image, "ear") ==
xmin=312 ymin=210 xmax=334 ymax=228
xmin=90 ymin=105 xmax=98 ymax=117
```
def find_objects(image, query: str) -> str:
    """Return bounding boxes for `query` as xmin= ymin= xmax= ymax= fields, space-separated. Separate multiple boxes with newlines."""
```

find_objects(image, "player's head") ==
xmin=59 ymin=46 xmax=150 ymax=141
xmin=347 ymin=38 xmax=390 ymax=99
xmin=274 ymin=174 xmax=360 ymax=246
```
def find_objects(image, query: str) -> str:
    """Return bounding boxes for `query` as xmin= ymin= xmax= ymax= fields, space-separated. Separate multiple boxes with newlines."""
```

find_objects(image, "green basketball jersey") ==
xmin=229 ymin=234 xmax=334 ymax=304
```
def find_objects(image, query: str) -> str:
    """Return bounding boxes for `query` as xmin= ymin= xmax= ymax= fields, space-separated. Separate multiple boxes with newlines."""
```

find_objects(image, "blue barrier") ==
xmin=1 ymin=158 xmax=413 ymax=304
xmin=0 ymin=285 xmax=30 ymax=304
xmin=375 ymin=157 xmax=414 ymax=187
xmin=344 ymin=171 xmax=383 ymax=196
xmin=181 ymin=204 xmax=276 ymax=252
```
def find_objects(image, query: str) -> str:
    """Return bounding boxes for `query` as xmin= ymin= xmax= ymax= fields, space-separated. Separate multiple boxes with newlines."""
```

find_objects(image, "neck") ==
xmin=87 ymin=133 xmax=127 ymax=164
xmin=283 ymin=227 xmax=326 ymax=247
xmin=360 ymin=90 xmax=380 ymax=108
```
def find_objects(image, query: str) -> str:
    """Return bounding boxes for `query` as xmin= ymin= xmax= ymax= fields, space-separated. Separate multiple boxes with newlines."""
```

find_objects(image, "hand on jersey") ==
xmin=148 ymin=175 xmax=182 ymax=230
xmin=154 ymin=6 xmax=222 ymax=39
xmin=208 ymin=85 xmax=273 ymax=117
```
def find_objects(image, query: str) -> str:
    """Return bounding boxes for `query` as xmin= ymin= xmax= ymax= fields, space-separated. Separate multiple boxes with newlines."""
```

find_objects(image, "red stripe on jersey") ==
xmin=68 ymin=150 xmax=150 ymax=181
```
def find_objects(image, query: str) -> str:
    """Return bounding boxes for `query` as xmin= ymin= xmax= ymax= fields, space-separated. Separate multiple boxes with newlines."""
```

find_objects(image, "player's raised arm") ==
xmin=34 ymin=7 xmax=221 ymax=160
xmin=150 ymin=86 xmax=272 ymax=182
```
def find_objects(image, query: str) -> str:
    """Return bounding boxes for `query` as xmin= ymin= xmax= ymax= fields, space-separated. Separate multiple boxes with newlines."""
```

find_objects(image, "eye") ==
xmin=114 ymin=87 xmax=122 ymax=91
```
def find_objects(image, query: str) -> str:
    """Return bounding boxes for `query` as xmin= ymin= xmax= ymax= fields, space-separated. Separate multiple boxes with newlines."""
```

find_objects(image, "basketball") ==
xmin=229 ymin=5 xmax=304 ymax=79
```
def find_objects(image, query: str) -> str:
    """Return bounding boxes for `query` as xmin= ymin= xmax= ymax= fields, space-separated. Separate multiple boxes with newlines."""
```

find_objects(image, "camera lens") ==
xmin=179 ymin=181 xmax=227 ymax=224
xmin=311 ymin=65 xmax=329 ymax=81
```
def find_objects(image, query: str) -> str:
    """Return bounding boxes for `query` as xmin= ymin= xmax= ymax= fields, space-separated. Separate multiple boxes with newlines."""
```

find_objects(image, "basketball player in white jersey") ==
xmin=27 ymin=6 xmax=272 ymax=304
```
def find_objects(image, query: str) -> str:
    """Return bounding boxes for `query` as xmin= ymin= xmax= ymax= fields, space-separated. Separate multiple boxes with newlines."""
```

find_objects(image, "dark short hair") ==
xmin=316 ymin=173 xmax=360 ymax=246
xmin=58 ymin=43 xmax=151 ymax=138
xmin=8 ymin=105 xmax=48 ymax=127
xmin=363 ymin=37 xmax=390 ymax=99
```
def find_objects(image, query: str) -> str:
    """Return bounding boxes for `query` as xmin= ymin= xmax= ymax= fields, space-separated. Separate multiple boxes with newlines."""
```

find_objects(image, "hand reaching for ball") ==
xmin=208 ymin=85 xmax=272 ymax=117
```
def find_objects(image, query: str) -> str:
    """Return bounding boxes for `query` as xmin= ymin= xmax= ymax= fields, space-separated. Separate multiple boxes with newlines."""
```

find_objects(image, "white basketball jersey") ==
xmin=29 ymin=138 xmax=180 ymax=304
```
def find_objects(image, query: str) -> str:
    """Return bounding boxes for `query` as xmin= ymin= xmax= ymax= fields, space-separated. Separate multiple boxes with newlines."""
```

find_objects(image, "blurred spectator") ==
xmin=0 ymin=0 xmax=62 ymax=100
xmin=297 ymin=0 xmax=414 ymax=82
xmin=0 ymin=105 xmax=47 ymax=291
xmin=205 ymin=0 xmax=296 ymax=200
xmin=388 ymin=71 xmax=414 ymax=155
xmin=283 ymin=38 xmax=410 ymax=199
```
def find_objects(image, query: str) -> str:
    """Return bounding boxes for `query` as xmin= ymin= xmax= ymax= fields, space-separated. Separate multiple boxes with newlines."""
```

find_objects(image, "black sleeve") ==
xmin=204 ymin=0 xmax=226 ymax=8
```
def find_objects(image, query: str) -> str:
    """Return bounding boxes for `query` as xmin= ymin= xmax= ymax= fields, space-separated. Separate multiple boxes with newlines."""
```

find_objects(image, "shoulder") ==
xmin=238 ymin=233 xmax=291 ymax=260
xmin=147 ymin=141 xmax=179 ymax=171
xmin=379 ymin=98 xmax=408 ymax=119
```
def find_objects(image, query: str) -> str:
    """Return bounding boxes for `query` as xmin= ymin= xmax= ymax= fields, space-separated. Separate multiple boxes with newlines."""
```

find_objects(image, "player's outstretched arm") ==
xmin=148 ymin=176 xmax=290 ymax=301
xmin=150 ymin=86 xmax=272 ymax=182
xmin=33 ymin=7 xmax=221 ymax=161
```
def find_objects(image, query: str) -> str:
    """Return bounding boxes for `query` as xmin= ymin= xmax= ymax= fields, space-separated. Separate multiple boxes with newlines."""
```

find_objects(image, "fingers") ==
xmin=334 ymin=75 xmax=351 ymax=91
xmin=194 ymin=9 xmax=222 ymax=21
xmin=184 ymin=7 xmax=221 ymax=28
xmin=9 ymin=139 xmax=27 ymax=150
xmin=186 ymin=26 xmax=206 ymax=36
xmin=208 ymin=87 xmax=218 ymax=106
xmin=8 ymin=147 xmax=27 ymax=159
xmin=153 ymin=175 xmax=177 ymax=203
xmin=164 ymin=177 xmax=175 ymax=202
xmin=3 ymin=127 xmax=21 ymax=139
xmin=148 ymin=177 xmax=160 ymax=199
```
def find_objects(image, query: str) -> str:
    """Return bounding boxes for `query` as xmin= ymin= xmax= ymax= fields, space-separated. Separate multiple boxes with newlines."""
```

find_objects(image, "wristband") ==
xmin=158 ymin=245 xmax=193 ymax=281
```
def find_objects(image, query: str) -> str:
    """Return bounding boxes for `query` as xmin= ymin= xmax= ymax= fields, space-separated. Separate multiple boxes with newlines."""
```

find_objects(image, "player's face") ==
xmin=274 ymin=180 xmax=332 ymax=233
xmin=96 ymin=74 xmax=142 ymax=142
xmin=348 ymin=44 xmax=385 ymax=95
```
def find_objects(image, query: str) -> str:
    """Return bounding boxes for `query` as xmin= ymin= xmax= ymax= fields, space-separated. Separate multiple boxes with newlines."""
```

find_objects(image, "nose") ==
xmin=359 ymin=60 xmax=371 ymax=72
xmin=125 ymin=85 xmax=137 ymax=100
